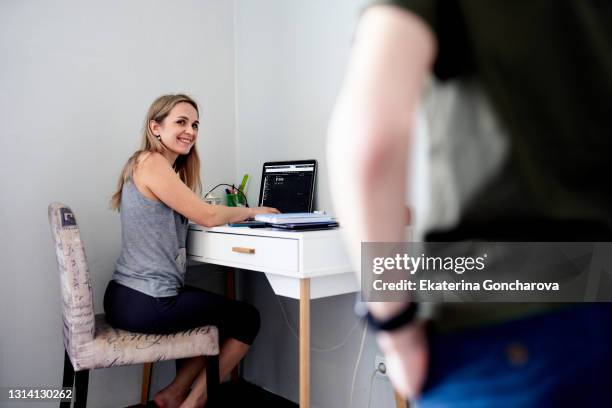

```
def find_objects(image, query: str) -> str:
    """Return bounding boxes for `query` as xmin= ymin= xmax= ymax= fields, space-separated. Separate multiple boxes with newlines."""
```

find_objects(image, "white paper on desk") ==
xmin=255 ymin=212 xmax=333 ymax=224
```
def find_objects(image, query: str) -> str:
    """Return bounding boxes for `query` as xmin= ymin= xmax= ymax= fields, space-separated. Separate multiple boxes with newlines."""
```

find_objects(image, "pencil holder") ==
xmin=226 ymin=193 xmax=245 ymax=207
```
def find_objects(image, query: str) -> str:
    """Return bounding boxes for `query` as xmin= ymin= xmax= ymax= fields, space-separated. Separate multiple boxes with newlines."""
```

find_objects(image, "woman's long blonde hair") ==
xmin=110 ymin=94 xmax=202 ymax=210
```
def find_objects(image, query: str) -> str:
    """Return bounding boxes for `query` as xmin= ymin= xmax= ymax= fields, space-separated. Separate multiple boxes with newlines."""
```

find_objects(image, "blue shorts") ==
xmin=418 ymin=304 xmax=612 ymax=407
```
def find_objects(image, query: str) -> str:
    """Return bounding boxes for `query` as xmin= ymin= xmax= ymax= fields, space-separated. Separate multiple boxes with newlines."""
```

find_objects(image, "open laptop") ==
xmin=229 ymin=160 xmax=317 ymax=227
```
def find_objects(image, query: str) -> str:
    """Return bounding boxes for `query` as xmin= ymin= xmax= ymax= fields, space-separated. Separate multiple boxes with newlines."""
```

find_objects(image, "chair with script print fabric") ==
xmin=48 ymin=202 xmax=220 ymax=408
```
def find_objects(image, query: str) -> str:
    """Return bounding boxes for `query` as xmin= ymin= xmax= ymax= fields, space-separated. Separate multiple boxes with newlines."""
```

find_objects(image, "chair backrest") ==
xmin=48 ymin=203 xmax=95 ymax=358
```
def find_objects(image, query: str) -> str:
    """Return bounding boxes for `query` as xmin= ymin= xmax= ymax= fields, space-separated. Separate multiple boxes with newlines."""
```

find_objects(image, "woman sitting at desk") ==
xmin=104 ymin=94 xmax=278 ymax=408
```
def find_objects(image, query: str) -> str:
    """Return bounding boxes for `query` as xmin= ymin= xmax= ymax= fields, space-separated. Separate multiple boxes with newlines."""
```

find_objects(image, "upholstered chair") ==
xmin=48 ymin=203 xmax=220 ymax=407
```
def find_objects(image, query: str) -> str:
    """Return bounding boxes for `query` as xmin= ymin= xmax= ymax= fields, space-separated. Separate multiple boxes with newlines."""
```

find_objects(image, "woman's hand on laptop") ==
xmin=250 ymin=206 xmax=281 ymax=218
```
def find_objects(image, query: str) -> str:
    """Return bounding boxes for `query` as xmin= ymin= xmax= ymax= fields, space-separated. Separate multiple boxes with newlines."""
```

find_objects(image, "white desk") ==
xmin=187 ymin=225 xmax=358 ymax=407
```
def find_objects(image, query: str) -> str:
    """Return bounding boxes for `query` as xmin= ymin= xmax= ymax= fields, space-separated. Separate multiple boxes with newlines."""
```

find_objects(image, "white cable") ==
xmin=348 ymin=320 xmax=368 ymax=408
xmin=366 ymin=368 xmax=378 ymax=408
xmin=275 ymin=294 xmax=372 ymax=407
xmin=275 ymin=295 xmax=300 ymax=339
xmin=312 ymin=319 xmax=361 ymax=353
xmin=275 ymin=294 xmax=362 ymax=352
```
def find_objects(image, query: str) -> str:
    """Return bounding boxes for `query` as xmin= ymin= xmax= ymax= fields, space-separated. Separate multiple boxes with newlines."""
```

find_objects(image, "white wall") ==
xmin=0 ymin=1 xmax=236 ymax=406
xmin=234 ymin=0 xmax=365 ymax=211
xmin=234 ymin=1 xmax=398 ymax=407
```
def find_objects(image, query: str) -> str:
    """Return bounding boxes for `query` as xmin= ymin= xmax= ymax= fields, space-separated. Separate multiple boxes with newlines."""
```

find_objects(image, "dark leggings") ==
xmin=103 ymin=280 xmax=260 ymax=345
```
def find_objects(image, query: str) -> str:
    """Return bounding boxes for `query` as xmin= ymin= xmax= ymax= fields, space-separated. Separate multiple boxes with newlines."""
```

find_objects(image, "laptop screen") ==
xmin=258 ymin=160 xmax=317 ymax=213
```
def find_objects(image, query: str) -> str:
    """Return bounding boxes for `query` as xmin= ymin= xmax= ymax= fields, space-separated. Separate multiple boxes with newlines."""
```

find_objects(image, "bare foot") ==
xmin=153 ymin=386 xmax=188 ymax=408
xmin=178 ymin=389 xmax=207 ymax=408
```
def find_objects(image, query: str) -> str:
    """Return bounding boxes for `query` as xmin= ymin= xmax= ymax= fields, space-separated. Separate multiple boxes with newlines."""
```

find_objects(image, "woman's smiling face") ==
xmin=153 ymin=102 xmax=199 ymax=157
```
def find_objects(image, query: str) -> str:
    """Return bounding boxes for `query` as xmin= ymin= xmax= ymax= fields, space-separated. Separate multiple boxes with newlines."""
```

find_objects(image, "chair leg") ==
xmin=205 ymin=354 xmax=220 ymax=405
xmin=141 ymin=363 xmax=153 ymax=405
xmin=60 ymin=350 xmax=74 ymax=408
xmin=74 ymin=370 xmax=89 ymax=408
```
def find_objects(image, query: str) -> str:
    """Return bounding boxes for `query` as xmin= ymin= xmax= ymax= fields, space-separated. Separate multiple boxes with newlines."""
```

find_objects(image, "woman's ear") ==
xmin=149 ymin=120 xmax=161 ymax=136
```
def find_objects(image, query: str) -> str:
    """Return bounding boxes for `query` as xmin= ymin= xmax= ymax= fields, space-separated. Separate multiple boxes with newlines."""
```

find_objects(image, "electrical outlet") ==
xmin=375 ymin=355 xmax=387 ymax=378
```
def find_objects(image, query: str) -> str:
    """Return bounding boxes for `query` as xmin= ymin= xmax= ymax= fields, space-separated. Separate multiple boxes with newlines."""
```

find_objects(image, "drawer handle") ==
xmin=232 ymin=246 xmax=256 ymax=254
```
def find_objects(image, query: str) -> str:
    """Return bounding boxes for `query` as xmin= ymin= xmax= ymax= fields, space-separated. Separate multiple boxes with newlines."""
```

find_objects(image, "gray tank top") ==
xmin=113 ymin=178 xmax=188 ymax=297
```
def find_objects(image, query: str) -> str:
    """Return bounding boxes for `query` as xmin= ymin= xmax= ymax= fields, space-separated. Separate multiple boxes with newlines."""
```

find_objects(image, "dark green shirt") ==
xmin=384 ymin=0 xmax=612 ymax=241
xmin=374 ymin=0 xmax=612 ymax=329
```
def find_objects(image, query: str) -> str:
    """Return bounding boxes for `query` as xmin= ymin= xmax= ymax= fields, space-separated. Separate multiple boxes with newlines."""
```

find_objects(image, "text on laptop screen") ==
xmin=260 ymin=162 xmax=315 ymax=213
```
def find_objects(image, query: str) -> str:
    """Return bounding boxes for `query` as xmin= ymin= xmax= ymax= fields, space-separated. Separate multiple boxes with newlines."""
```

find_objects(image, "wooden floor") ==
xmin=130 ymin=380 xmax=298 ymax=408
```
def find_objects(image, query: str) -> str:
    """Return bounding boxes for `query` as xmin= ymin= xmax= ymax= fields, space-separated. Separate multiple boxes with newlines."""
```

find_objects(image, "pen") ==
xmin=239 ymin=174 xmax=249 ymax=193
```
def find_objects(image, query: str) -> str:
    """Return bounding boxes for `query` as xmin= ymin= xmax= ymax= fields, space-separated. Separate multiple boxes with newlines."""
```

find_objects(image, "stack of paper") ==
xmin=254 ymin=212 xmax=333 ymax=224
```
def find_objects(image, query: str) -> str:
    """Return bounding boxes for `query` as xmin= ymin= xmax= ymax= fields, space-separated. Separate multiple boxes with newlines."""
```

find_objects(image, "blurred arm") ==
xmin=328 ymin=5 xmax=434 ymax=310
xmin=327 ymin=5 xmax=435 ymax=398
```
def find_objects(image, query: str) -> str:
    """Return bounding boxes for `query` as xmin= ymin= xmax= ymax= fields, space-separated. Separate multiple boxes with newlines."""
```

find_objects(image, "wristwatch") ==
xmin=355 ymin=299 xmax=419 ymax=332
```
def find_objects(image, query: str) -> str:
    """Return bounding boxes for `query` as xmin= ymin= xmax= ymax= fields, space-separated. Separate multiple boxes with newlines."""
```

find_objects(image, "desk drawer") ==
xmin=188 ymin=230 xmax=298 ymax=272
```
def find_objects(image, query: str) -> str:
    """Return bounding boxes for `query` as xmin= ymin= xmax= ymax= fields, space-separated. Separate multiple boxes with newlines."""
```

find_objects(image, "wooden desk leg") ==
xmin=227 ymin=268 xmax=239 ymax=382
xmin=300 ymin=278 xmax=311 ymax=408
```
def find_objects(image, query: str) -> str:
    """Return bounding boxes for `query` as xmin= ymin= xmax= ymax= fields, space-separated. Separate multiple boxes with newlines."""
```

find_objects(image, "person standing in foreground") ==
xmin=104 ymin=94 xmax=278 ymax=408
xmin=328 ymin=1 xmax=612 ymax=406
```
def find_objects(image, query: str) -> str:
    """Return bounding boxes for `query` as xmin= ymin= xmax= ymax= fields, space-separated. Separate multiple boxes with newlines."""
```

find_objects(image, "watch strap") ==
xmin=365 ymin=302 xmax=419 ymax=332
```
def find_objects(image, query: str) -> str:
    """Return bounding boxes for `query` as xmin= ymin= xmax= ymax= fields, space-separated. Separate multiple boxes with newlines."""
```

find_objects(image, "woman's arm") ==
xmin=135 ymin=152 xmax=277 ymax=227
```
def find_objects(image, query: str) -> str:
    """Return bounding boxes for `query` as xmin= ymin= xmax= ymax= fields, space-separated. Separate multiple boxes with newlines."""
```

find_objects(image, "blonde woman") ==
xmin=104 ymin=94 xmax=278 ymax=408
